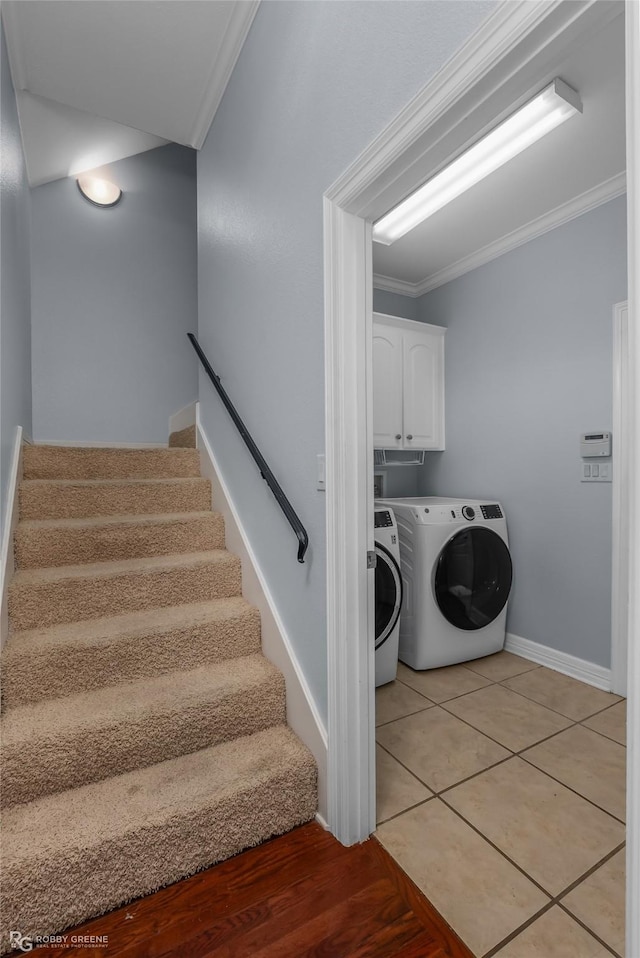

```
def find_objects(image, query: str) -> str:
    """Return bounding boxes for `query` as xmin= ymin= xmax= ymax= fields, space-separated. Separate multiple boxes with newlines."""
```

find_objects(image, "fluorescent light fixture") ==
xmin=76 ymin=175 xmax=122 ymax=208
xmin=373 ymin=78 xmax=582 ymax=245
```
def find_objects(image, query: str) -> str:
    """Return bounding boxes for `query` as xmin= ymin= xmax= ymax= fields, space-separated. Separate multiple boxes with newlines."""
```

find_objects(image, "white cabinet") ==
xmin=373 ymin=313 xmax=445 ymax=450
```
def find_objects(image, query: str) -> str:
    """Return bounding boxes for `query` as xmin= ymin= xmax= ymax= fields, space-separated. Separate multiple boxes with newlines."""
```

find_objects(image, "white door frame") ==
xmin=612 ymin=300 xmax=629 ymax=697
xmin=324 ymin=0 xmax=639 ymax=952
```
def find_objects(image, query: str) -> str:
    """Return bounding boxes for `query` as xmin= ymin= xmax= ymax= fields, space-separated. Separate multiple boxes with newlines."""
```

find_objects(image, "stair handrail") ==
xmin=188 ymin=333 xmax=309 ymax=563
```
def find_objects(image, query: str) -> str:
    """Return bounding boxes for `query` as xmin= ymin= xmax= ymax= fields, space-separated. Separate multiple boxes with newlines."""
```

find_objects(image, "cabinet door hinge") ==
xmin=367 ymin=550 xmax=377 ymax=570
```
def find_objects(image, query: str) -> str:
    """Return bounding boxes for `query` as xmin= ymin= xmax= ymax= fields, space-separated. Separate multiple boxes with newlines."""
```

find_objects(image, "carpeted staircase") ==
xmin=1 ymin=443 xmax=317 ymax=950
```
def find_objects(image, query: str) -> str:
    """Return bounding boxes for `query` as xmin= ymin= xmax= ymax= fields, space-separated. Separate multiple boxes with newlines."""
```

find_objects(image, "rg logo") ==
xmin=9 ymin=932 xmax=33 ymax=952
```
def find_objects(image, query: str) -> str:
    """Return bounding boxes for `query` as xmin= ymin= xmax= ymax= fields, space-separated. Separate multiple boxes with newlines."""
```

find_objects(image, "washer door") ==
xmin=375 ymin=542 xmax=403 ymax=649
xmin=434 ymin=527 xmax=512 ymax=632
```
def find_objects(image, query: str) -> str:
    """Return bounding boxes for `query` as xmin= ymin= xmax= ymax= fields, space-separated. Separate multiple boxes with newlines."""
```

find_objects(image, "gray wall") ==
xmin=373 ymin=288 xmax=418 ymax=322
xmin=197 ymin=0 xmax=495 ymax=719
xmin=30 ymin=145 xmax=198 ymax=444
xmin=417 ymin=195 xmax=627 ymax=668
xmin=1 ymin=19 xmax=32 ymax=539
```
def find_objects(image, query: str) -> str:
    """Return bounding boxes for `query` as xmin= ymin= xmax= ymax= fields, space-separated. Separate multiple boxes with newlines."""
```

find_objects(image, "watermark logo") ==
xmin=8 ymin=931 xmax=109 ymax=951
xmin=9 ymin=933 xmax=32 ymax=953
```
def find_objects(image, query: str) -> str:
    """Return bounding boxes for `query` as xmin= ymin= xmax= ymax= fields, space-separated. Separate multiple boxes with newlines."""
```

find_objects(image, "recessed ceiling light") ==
xmin=373 ymin=78 xmax=582 ymax=246
xmin=76 ymin=175 xmax=122 ymax=208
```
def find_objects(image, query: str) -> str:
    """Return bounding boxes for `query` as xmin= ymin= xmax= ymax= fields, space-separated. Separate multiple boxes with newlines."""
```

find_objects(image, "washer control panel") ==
xmin=374 ymin=509 xmax=394 ymax=529
xmin=411 ymin=503 xmax=504 ymax=523
xmin=480 ymin=504 xmax=503 ymax=520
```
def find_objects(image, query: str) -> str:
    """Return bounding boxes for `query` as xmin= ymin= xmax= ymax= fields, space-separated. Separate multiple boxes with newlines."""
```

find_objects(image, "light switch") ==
xmin=581 ymin=461 xmax=612 ymax=482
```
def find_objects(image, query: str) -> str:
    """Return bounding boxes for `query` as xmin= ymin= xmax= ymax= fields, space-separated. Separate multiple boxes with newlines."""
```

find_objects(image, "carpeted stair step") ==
xmin=19 ymin=477 xmax=211 ymax=520
xmin=1 ymin=654 xmax=286 ymax=808
xmin=169 ymin=424 xmax=196 ymax=448
xmin=1 ymin=598 xmax=261 ymax=709
xmin=1 ymin=725 xmax=317 ymax=952
xmin=14 ymin=511 xmax=225 ymax=569
xmin=8 ymin=551 xmax=241 ymax=631
xmin=23 ymin=444 xmax=201 ymax=480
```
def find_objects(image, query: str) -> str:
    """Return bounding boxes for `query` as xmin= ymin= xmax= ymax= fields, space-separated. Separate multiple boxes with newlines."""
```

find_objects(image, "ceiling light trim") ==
xmin=373 ymin=78 xmax=582 ymax=246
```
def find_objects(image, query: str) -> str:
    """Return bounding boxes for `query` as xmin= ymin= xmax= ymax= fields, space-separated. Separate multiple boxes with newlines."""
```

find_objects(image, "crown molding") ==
xmin=326 ymin=0 xmax=621 ymax=215
xmin=374 ymin=171 xmax=627 ymax=299
xmin=371 ymin=273 xmax=422 ymax=298
xmin=189 ymin=0 xmax=260 ymax=149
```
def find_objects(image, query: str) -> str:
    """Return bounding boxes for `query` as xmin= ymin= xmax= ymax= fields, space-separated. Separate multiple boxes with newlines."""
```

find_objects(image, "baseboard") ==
xmin=168 ymin=401 xmax=197 ymax=436
xmin=505 ymin=632 xmax=612 ymax=692
xmin=32 ymin=440 xmax=167 ymax=448
xmin=196 ymin=405 xmax=328 ymax=822
xmin=1 ymin=427 xmax=24 ymax=649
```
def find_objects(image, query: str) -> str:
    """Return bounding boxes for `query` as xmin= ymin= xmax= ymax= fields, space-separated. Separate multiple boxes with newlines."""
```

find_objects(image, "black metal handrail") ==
xmin=188 ymin=333 xmax=309 ymax=563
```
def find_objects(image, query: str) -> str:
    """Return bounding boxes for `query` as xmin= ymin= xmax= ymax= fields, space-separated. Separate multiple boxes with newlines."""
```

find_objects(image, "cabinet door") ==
xmin=403 ymin=327 xmax=444 ymax=449
xmin=372 ymin=323 xmax=403 ymax=448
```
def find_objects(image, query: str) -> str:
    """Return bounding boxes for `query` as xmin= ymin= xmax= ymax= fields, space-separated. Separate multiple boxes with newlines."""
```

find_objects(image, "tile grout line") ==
xmin=375 ymin=794 xmax=435 ymax=828
xmin=376 ymin=724 xmax=514 ymax=803
xmin=437 ymin=794 xmax=557 ymax=900
xmin=555 ymin=901 xmax=623 ymax=958
xmin=516 ymin=751 xmax=626 ymax=826
xmin=381 ymin=678 xmax=625 ymax=825
xmin=395 ymin=664 xmax=622 ymax=731
xmin=376 ymin=663 xmax=626 ymax=955
xmin=482 ymin=841 xmax=625 ymax=958
xmin=375 ymin=739 xmax=437 ymax=794
xmin=495 ymin=675 xmax=623 ymax=723
xmin=438 ymin=796 xmax=626 ymax=958
xmin=375 ymin=702 xmax=435 ymax=729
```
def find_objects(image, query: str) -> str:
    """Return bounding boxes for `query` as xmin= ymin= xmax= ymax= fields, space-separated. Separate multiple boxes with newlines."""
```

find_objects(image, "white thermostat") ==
xmin=580 ymin=431 xmax=611 ymax=458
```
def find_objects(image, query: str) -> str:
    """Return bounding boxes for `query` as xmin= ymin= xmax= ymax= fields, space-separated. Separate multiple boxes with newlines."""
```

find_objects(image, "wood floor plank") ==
xmin=152 ymin=843 xmax=383 ymax=958
xmin=26 ymin=823 xmax=473 ymax=958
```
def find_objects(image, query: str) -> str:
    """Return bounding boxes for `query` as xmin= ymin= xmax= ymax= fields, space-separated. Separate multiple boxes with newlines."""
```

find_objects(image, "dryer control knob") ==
xmin=462 ymin=505 xmax=475 ymax=521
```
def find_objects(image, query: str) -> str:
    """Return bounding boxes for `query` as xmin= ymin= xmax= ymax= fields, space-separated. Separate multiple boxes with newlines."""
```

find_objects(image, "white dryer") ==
xmin=373 ymin=507 xmax=403 ymax=686
xmin=375 ymin=497 xmax=512 ymax=670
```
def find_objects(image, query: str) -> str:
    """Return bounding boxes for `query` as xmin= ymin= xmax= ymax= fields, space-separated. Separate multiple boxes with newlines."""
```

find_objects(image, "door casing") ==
xmin=324 ymin=0 xmax=639 ymax=953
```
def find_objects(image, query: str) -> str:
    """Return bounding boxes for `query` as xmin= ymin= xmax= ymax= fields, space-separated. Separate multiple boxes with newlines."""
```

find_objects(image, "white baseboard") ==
xmin=169 ymin=401 xmax=197 ymax=436
xmin=195 ymin=405 xmax=328 ymax=822
xmin=505 ymin=632 xmax=613 ymax=692
xmin=1 ymin=427 xmax=25 ymax=649
xmin=315 ymin=811 xmax=329 ymax=831
xmin=32 ymin=440 xmax=167 ymax=448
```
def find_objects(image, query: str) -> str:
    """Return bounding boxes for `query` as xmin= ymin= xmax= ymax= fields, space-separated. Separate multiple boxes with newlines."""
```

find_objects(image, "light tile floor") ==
xmin=375 ymin=652 xmax=626 ymax=958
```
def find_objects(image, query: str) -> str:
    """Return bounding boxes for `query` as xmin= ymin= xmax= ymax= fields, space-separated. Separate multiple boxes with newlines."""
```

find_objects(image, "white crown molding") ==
xmin=326 ymin=0 xmax=620 ymax=213
xmin=327 ymin=0 xmax=563 ymax=206
xmin=372 ymin=273 xmax=422 ymax=298
xmin=189 ymin=0 xmax=260 ymax=149
xmin=373 ymin=172 xmax=627 ymax=298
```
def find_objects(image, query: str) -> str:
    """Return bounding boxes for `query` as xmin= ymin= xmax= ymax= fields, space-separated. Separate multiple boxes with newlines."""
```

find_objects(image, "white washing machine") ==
xmin=375 ymin=497 xmax=512 ymax=670
xmin=373 ymin=507 xmax=403 ymax=686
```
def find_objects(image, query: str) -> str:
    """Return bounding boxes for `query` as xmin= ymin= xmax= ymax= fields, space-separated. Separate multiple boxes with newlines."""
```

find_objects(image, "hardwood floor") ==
xmin=27 ymin=823 xmax=473 ymax=957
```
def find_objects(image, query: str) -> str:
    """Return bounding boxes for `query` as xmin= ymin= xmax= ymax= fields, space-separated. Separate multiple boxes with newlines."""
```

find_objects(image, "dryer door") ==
xmin=375 ymin=542 xmax=403 ymax=649
xmin=434 ymin=527 xmax=512 ymax=632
